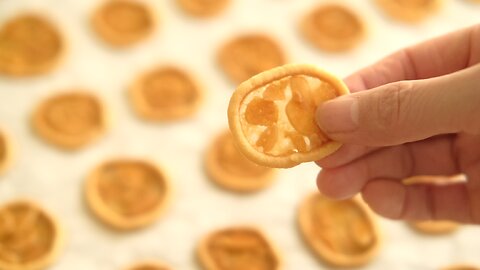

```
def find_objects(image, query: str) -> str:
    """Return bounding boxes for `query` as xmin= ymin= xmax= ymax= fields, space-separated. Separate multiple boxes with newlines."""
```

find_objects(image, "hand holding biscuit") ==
xmin=316 ymin=24 xmax=480 ymax=224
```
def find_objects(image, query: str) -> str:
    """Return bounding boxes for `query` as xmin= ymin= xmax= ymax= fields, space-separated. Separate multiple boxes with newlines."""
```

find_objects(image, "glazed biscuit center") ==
xmin=239 ymin=75 xmax=338 ymax=157
xmin=97 ymin=162 xmax=165 ymax=216
xmin=231 ymin=40 xmax=281 ymax=75
xmin=0 ymin=136 xmax=5 ymax=162
xmin=143 ymin=70 xmax=198 ymax=109
xmin=178 ymin=0 xmax=229 ymax=16
xmin=0 ymin=204 xmax=55 ymax=263
xmin=0 ymin=14 xmax=62 ymax=75
xmin=219 ymin=35 xmax=285 ymax=83
xmin=394 ymin=0 xmax=433 ymax=7
xmin=43 ymin=95 xmax=101 ymax=135
xmin=130 ymin=266 xmax=168 ymax=270
xmin=312 ymin=199 xmax=375 ymax=255
xmin=185 ymin=0 xmax=225 ymax=9
xmin=312 ymin=7 xmax=361 ymax=39
xmin=208 ymin=230 xmax=277 ymax=270
xmin=103 ymin=2 xmax=151 ymax=33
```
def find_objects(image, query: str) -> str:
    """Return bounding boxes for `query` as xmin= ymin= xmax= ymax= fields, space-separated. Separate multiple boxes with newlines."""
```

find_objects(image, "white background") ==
xmin=0 ymin=0 xmax=479 ymax=269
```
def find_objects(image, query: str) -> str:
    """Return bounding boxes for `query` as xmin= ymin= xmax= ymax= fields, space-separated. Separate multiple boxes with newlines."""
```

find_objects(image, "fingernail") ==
xmin=316 ymin=96 xmax=359 ymax=133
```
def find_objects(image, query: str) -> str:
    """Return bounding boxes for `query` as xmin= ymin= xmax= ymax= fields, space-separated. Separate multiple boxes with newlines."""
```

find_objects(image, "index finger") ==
xmin=317 ymin=24 xmax=480 ymax=168
xmin=346 ymin=24 xmax=480 ymax=92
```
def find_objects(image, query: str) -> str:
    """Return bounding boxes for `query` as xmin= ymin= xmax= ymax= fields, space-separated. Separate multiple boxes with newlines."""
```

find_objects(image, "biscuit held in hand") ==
xmin=228 ymin=64 xmax=349 ymax=168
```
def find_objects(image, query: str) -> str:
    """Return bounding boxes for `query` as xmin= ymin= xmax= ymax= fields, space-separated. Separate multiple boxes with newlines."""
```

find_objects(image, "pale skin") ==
xmin=315 ymin=24 xmax=480 ymax=224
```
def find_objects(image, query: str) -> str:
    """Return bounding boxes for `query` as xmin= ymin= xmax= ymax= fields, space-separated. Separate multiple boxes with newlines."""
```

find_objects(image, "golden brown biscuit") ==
xmin=0 ymin=200 xmax=63 ymax=270
xmin=125 ymin=261 xmax=171 ymax=270
xmin=375 ymin=0 xmax=442 ymax=23
xmin=32 ymin=91 xmax=107 ymax=150
xmin=228 ymin=64 xmax=350 ymax=168
xmin=176 ymin=0 xmax=230 ymax=18
xmin=130 ymin=66 xmax=203 ymax=121
xmin=402 ymin=174 xmax=466 ymax=185
xmin=301 ymin=4 xmax=365 ymax=52
xmin=409 ymin=220 xmax=459 ymax=235
xmin=92 ymin=0 xmax=155 ymax=47
xmin=298 ymin=193 xmax=381 ymax=267
xmin=441 ymin=265 xmax=480 ymax=270
xmin=404 ymin=175 xmax=463 ymax=235
xmin=197 ymin=226 xmax=281 ymax=270
xmin=85 ymin=159 xmax=170 ymax=230
xmin=0 ymin=130 xmax=13 ymax=174
xmin=0 ymin=14 xmax=63 ymax=76
xmin=205 ymin=130 xmax=276 ymax=193
xmin=218 ymin=34 xmax=286 ymax=84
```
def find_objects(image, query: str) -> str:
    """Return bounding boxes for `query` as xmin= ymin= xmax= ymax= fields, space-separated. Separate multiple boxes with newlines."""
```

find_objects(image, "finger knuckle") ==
xmin=371 ymin=81 xmax=413 ymax=133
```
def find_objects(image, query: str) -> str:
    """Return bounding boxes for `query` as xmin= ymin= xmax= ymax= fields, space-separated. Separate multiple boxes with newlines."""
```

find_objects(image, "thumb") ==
xmin=316 ymin=64 xmax=480 ymax=146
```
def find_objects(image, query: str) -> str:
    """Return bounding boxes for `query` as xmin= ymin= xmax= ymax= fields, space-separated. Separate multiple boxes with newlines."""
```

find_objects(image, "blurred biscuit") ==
xmin=92 ymin=0 xmax=155 ymax=47
xmin=85 ymin=159 xmax=170 ymax=230
xmin=218 ymin=34 xmax=285 ymax=84
xmin=0 ymin=130 xmax=12 ymax=175
xmin=204 ymin=129 xmax=276 ymax=193
xmin=32 ymin=91 xmax=107 ymax=150
xmin=300 ymin=4 xmax=365 ymax=52
xmin=197 ymin=226 xmax=281 ymax=270
xmin=0 ymin=200 xmax=63 ymax=270
xmin=176 ymin=0 xmax=230 ymax=18
xmin=375 ymin=0 xmax=442 ymax=23
xmin=130 ymin=66 xmax=202 ymax=121
xmin=0 ymin=14 xmax=63 ymax=76
xmin=298 ymin=193 xmax=381 ymax=267
xmin=409 ymin=220 xmax=459 ymax=235
xmin=441 ymin=265 xmax=480 ymax=270
xmin=125 ymin=261 xmax=171 ymax=270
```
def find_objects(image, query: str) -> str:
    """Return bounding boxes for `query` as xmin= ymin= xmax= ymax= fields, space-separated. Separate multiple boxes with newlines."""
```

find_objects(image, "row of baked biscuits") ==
xmin=2 ymin=0 xmax=468 ymax=77
xmin=0 ymin=10 xmax=284 ymax=81
xmin=0 ymin=193 xmax=475 ymax=270
xmin=0 ymin=200 xmax=170 ymax=269
xmin=0 ymin=98 xmax=469 ymax=267
xmin=7 ymin=66 xmax=201 ymax=151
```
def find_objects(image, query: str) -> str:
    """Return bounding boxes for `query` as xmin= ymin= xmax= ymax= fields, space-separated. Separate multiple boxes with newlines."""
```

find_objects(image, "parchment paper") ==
xmin=0 ymin=0 xmax=479 ymax=269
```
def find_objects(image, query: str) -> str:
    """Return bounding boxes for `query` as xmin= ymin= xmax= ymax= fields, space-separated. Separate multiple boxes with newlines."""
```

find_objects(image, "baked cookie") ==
xmin=441 ymin=265 xmax=480 ymax=270
xmin=176 ymin=0 xmax=230 ymax=18
xmin=85 ymin=159 xmax=170 ymax=230
xmin=0 ymin=130 xmax=12 ymax=174
xmin=228 ymin=64 xmax=349 ymax=168
xmin=130 ymin=66 xmax=202 ymax=121
xmin=218 ymin=34 xmax=285 ymax=84
xmin=0 ymin=200 xmax=63 ymax=270
xmin=403 ymin=174 xmax=466 ymax=185
xmin=300 ymin=4 xmax=365 ymax=52
xmin=92 ymin=0 xmax=155 ymax=47
xmin=198 ymin=226 xmax=281 ymax=270
xmin=375 ymin=0 xmax=442 ymax=23
xmin=125 ymin=261 xmax=171 ymax=270
xmin=0 ymin=14 xmax=63 ymax=76
xmin=32 ymin=91 xmax=107 ymax=150
xmin=409 ymin=220 xmax=459 ymax=235
xmin=205 ymin=130 xmax=276 ymax=193
xmin=298 ymin=193 xmax=381 ymax=267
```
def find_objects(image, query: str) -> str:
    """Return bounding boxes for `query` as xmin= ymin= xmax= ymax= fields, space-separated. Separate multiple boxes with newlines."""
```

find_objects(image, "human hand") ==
xmin=315 ymin=25 xmax=480 ymax=224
